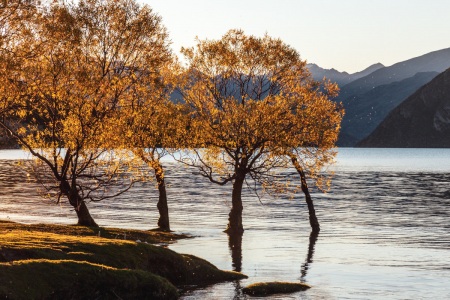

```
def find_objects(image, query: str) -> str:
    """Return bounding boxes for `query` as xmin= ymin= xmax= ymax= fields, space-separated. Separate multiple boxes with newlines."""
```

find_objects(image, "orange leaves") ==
xmin=1 ymin=0 xmax=344 ymax=206
xmin=180 ymin=30 xmax=344 ymax=194
xmin=0 ymin=0 xmax=173 ymax=204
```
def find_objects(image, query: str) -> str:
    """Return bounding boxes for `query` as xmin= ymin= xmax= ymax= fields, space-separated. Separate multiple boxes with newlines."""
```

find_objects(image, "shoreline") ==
xmin=0 ymin=220 xmax=247 ymax=299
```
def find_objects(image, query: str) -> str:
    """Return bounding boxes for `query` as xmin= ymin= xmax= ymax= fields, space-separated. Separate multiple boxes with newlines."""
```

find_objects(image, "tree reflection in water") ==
xmin=301 ymin=230 xmax=319 ymax=281
xmin=228 ymin=233 xmax=243 ymax=272
xmin=228 ymin=233 xmax=244 ymax=299
xmin=227 ymin=230 xmax=319 ymax=278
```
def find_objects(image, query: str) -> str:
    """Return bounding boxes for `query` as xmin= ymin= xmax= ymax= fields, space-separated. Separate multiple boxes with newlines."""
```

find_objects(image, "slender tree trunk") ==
xmin=154 ymin=163 xmax=170 ymax=231
xmin=61 ymin=179 xmax=98 ymax=227
xmin=224 ymin=171 xmax=245 ymax=235
xmin=291 ymin=156 xmax=320 ymax=232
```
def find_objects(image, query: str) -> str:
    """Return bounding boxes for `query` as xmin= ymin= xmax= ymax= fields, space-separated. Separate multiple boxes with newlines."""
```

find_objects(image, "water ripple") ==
xmin=1 ymin=150 xmax=450 ymax=299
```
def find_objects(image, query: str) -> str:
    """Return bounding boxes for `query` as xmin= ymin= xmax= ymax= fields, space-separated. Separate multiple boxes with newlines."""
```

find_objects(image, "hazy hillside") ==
xmin=358 ymin=68 xmax=450 ymax=148
xmin=338 ymin=72 xmax=438 ymax=146
xmin=339 ymin=47 xmax=450 ymax=99
xmin=307 ymin=63 xmax=384 ymax=87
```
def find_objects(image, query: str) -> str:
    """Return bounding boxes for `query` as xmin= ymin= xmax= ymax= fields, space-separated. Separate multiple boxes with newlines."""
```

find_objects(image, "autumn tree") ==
xmin=115 ymin=79 xmax=185 ymax=232
xmin=269 ymin=82 xmax=342 ymax=235
xmin=95 ymin=2 xmax=176 ymax=232
xmin=179 ymin=30 xmax=343 ymax=235
xmin=275 ymin=78 xmax=342 ymax=233
xmin=0 ymin=0 xmax=171 ymax=226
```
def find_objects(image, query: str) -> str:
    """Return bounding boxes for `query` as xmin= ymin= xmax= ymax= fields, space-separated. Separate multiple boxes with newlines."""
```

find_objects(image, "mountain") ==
xmin=349 ymin=63 xmax=386 ymax=82
xmin=307 ymin=63 xmax=384 ymax=87
xmin=339 ymin=47 xmax=450 ymax=99
xmin=358 ymin=68 xmax=450 ymax=148
xmin=338 ymin=71 xmax=439 ymax=146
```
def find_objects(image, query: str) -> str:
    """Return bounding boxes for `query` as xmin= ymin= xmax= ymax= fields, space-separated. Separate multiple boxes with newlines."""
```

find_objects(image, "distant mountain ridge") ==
xmin=307 ymin=63 xmax=384 ymax=87
xmin=167 ymin=48 xmax=450 ymax=148
xmin=339 ymin=47 xmax=450 ymax=99
xmin=358 ymin=68 xmax=450 ymax=147
xmin=336 ymin=47 xmax=450 ymax=146
xmin=338 ymin=71 xmax=439 ymax=146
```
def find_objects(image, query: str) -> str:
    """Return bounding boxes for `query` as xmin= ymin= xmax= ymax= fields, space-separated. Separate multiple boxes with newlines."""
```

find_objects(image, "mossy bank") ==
xmin=0 ymin=220 xmax=247 ymax=299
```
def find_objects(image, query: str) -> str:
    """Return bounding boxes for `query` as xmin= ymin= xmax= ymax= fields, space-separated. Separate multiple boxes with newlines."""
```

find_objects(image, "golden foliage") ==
xmin=1 ymin=1 xmax=343 ymax=228
xmin=180 ymin=29 xmax=343 ymax=194
xmin=0 ymin=0 xmax=172 ymax=213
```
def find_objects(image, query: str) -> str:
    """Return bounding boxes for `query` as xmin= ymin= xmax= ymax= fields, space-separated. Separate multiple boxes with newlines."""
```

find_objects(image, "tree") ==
xmin=278 ymin=82 xmax=342 ymax=233
xmin=179 ymin=30 xmax=343 ymax=235
xmin=0 ymin=0 xmax=171 ymax=226
xmin=286 ymin=141 xmax=339 ymax=233
xmin=98 ymin=4 xmax=175 ymax=232
xmin=116 ymin=93 xmax=185 ymax=232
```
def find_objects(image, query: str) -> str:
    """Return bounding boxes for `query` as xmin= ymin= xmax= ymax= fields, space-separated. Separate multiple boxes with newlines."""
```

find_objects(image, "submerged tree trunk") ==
xmin=61 ymin=179 xmax=98 ymax=227
xmin=136 ymin=150 xmax=171 ymax=232
xmin=291 ymin=156 xmax=320 ymax=232
xmin=154 ymin=163 xmax=170 ymax=231
xmin=224 ymin=171 xmax=245 ymax=235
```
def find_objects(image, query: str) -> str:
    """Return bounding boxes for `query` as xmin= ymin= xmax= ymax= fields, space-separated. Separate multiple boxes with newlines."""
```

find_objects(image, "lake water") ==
xmin=1 ymin=148 xmax=450 ymax=299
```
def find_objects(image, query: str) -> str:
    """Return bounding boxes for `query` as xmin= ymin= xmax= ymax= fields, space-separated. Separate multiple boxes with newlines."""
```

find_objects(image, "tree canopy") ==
xmin=0 ymin=0 xmax=172 ymax=226
xmin=179 ymin=29 xmax=343 ymax=234
xmin=1 ymin=2 xmax=343 ymax=233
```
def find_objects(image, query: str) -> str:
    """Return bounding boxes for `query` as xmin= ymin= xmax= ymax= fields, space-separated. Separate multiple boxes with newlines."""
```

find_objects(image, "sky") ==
xmin=143 ymin=0 xmax=450 ymax=74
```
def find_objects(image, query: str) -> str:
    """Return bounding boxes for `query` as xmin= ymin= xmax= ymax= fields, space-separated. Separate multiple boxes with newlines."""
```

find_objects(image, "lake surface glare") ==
xmin=1 ymin=148 xmax=450 ymax=299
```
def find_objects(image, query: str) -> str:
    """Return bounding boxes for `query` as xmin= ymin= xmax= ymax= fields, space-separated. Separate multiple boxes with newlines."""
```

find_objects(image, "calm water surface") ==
xmin=1 ymin=148 xmax=450 ymax=299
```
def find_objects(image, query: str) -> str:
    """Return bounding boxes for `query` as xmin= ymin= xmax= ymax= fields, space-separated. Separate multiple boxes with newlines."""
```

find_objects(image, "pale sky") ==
xmin=142 ymin=0 xmax=450 ymax=74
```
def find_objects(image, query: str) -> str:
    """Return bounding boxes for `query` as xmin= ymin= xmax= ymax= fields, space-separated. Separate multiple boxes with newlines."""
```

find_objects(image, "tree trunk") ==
xmin=74 ymin=200 xmax=98 ymax=227
xmin=224 ymin=171 xmax=245 ymax=235
xmin=291 ymin=156 xmax=320 ymax=232
xmin=61 ymin=179 xmax=98 ymax=227
xmin=154 ymin=163 xmax=170 ymax=231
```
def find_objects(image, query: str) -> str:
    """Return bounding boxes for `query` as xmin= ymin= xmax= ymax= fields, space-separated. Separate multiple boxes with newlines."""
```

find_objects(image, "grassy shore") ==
xmin=0 ymin=220 xmax=247 ymax=299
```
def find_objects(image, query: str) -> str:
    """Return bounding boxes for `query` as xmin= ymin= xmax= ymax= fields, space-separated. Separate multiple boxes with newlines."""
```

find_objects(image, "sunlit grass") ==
xmin=0 ymin=219 xmax=188 ymax=244
xmin=0 ymin=220 xmax=247 ymax=299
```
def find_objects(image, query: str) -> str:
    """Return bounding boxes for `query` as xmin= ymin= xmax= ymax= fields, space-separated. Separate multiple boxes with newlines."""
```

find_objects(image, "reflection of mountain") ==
xmin=307 ymin=63 xmax=384 ymax=87
xmin=336 ymin=47 xmax=450 ymax=146
xmin=358 ymin=68 xmax=450 ymax=147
